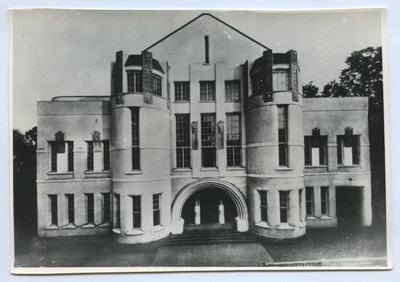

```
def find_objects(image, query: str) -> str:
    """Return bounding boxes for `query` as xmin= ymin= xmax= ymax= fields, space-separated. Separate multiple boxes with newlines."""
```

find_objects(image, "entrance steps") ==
xmin=166 ymin=230 xmax=257 ymax=246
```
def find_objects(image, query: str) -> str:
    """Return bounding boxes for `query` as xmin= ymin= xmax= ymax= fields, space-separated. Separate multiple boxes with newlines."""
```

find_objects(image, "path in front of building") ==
xmin=152 ymin=230 xmax=273 ymax=267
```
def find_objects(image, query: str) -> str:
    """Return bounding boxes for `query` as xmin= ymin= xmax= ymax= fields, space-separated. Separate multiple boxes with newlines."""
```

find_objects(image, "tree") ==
xmin=302 ymin=81 xmax=319 ymax=97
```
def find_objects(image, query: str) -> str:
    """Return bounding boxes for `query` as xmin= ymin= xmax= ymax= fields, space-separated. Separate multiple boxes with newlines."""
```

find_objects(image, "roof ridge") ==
xmin=143 ymin=13 xmax=270 ymax=52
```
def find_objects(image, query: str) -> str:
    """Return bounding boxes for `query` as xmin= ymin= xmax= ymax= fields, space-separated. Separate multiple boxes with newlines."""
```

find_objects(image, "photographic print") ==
xmin=10 ymin=9 xmax=390 ymax=273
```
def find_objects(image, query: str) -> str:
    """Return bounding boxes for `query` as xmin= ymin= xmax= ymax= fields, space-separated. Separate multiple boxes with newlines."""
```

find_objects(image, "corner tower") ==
xmin=246 ymin=49 xmax=306 ymax=239
xmin=110 ymin=50 xmax=172 ymax=243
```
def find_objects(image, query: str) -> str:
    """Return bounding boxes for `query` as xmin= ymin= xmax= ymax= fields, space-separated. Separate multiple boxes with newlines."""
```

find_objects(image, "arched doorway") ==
xmin=171 ymin=178 xmax=249 ymax=234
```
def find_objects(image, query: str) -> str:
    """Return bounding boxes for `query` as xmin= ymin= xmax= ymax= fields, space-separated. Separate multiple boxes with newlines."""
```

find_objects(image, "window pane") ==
xmin=201 ymin=114 xmax=216 ymax=167
xmin=278 ymin=106 xmax=288 ymax=166
xmin=200 ymin=81 xmax=215 ymax=101
xmin=226 ymin=114 xmax=241 ymax=167
xmin=127 ymin=72 xmax=143 ymax=93
xmin=175 ymin=82 xmax=190 ymax=101
xmin=49 ymin=195 xmax=58 ymax=226
xmin=86 ymin=194 xmax=94 ymax=223
xmin=306 ymin=187 xmax=314 ymax=216
xmin=132 ymin=196 xmax=141 ymax=228
xmin=273 ymin=70 xmax=289 ymax=91
xmin=103 ymin=193 xmax=111 ymax=223
xmin=67 ymin=142 xmax=74 ymax=172
xmin=114 ymin=194 xmax=120 ymax=228
xmin=87 ymin=142 xmax=94 ymax=171
xmin=279 ymin=191 xmax=289 ymax=223
xmin=225 ymin=80 xmax=240 ymax=101
xmin=321 ymin=187 xmax=329 ymax=215
xmin=103 ymin=140 xmax=110 ymax=170
xmin=304 ymin=137 xmax=311 ymax=165
xmin=260 ymin=191 xmax=268 ymax=223
xmin=131 ymin=108 xmax=140 ymax=170
xmin=66 ymin=194 xmax=74 ymax=224
xmin=153 ymin=194 xmax=161 ymax=226
xmin=50 ymin=142 xmax=57 ymax=172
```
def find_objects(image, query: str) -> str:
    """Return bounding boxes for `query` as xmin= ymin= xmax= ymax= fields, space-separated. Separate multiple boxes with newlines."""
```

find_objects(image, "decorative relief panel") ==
xmin=345 ymin=127 xmax=353 ymax=136
xmin=55 ymin=131 xmax=65 ymax=153
xmin=312 ymin=127 xmax=321 ymax=136
xmin=292 ymin=90 xmax=299 ymax=102
xmin=92 ymin=131 xmax=102 ymax=152
xmin=142 ymin=50 xmax=153 ymax=104
xmin=115 ymin=93 xmax=124 ymax=105
xmin=218 ymin=121 xmax=224 ymax=149
xmin=263 ymin=92 xmax=273 ymax=102
xmin=191 ymin=121 xmax=198 ymax=150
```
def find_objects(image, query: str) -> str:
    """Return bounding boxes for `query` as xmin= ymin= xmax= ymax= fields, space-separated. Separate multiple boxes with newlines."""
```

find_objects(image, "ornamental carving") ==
xmin=191 ymin=121 xmax=198 ymax=150
xmin=143 ymin=93 xmax=153 ymax=104
xmin=218 ymin=121 xmax=224 ymax=149
xmin=263 ymin=92 xmax=273 ymax=102
xmin=312 ymin=127 xmax=321 ymax=136
xmin=166 ymin=62 xmax=171 ymax=110
xmin=292 ymin=91 xmax=299 ymax=102
xmin=142 ymin=51 xmax=153 ymax=97
xmin=115 ymin=93 xmax=124 ymax=105
xmin=291 ymin=50 xmax=298 ymax=65
xmin=345 ymin=127 xmax=353 ymax=136
xmin=55 ymin=131 xmax=65 ymax=153
xmin=291 ymin=66 xmax=298 ymax=92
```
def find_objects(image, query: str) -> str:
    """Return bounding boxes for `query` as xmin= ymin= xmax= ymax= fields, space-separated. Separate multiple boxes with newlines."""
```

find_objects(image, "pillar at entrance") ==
xmin=218 ymin=200 xmax=225 ymax=224
xmin=194 ymin=198 xmax=201 ymax=225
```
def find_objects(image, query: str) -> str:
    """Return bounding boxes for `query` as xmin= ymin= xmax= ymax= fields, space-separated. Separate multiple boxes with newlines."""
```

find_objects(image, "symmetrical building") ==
xmin=36 ymin=13 xmax=372 ymax=243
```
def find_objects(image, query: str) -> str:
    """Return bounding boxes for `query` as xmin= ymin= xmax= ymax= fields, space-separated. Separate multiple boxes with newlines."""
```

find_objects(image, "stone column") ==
xmin=327 ymin=136 xmax=338 ymax=172
xmin=58 ymin=193 xmax=65 ymax=227
xmin=301 ymin=188 xmax=306 ymax=222
xmin=267 ymin=190 xmax=280 ymax=227
xmin=141 ymin=194 xmax=153 ymax=232
xmin=121 ymin=194 xmax=131 ymax=233
xmin=218 ymin=200 xmax=225 ymax=224
xmin=329 ymin=186 xmax=336 ymax=218
xmin=94 ymin=192 xmax=102 ymax=225
xmin=194 ymin=198 xmax=201 ymax=225
xmin=75 ymin=193 xmax=85 ymax=226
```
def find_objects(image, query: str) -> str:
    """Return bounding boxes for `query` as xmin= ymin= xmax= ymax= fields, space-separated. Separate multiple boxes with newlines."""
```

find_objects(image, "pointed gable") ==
xmin=146 ymin=13 xmax=269 ymax=67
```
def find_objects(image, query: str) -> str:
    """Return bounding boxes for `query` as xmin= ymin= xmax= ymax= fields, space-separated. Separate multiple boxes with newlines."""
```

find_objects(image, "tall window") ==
xmin=273 ymin=70 xmax=289 ymax=91
xmin=175 ymin=82 xmax=190 ymax=101
xmin=201 ymin=114 xmax=216 ymax=167
xmin=127 ymin=71 xmax=142 ymax=93
xmin=299 ymin=189 xmax=304 ymax=221
xmin=103 ymin=140 xmax=110 ymax=171
xmin=153 ymin=194 xmax=161 ymax=226
xmin=102 ymin=193 xmax=111 ymax=223
xmin=279 ymin=191 xmax=290 ymax=223
xmin=66 ymin=194 xmax=74 ymax=225
xmin=131 ymin=108 xmax=140 ymax=170
xmin=132 ymin=196 xmax=141 ymax=229
xmin=86 ymin=193 xmax=94 ymax=224
xmin=337 ymin=135 xmax=360 ymax=165
xmin=278 ymin=106 xmax=288 ymax=166
xmin=225 ymin=80 xmax=240 ymax=101
xmin=226 ymin=113 xmax=241 ymax=167
xmin=114 ymin=194 xmax=120 ymax=228
xmin=176 ymin=114 xmax=191 ymax=168
xmin=152 ymin=75 xmax=162 ymax=96
xmin=50 ymin=141 xmax=74 ymax=173
xmin=305 ymin=136 xmax=327 ymax=166
xmin=49 ymin=195 xmax=58 ymax=226
xmin=259 ymin=191 xmax=268 ymax=223
xmin=321 ymin=187 xmax=329 ymax=216
xmin=87 ymin=142 xmax=94 ymax=171
xmin=306 ymin=187 xmax=314 ymax=217
xmin=251 ymin=71 xmax=265 ymax=96
xmin=200 ymin=81 xmax=215 ymax=101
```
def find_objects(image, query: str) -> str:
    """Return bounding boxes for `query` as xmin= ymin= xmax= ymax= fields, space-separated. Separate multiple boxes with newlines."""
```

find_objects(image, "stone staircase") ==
xmin=165 ymin=230 xmax=257 ymax=246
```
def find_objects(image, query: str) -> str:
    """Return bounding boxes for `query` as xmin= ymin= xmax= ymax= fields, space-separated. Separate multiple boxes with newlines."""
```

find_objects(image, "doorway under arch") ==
xmin=170 ymin=178 xmax=249 ymax=234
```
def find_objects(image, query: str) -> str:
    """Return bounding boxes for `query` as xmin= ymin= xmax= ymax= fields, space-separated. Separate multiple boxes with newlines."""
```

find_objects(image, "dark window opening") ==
xmin=225 ymin=80 xmax=241 ymax=101
xmin=200 ymin=81 xmax=215 ymax=101
xmin=174 ymin=82 xmax=190 ymax=101
xmin=86 ymin=193 xmax=94 ymax=224
xmin=201 ymin=114 xmax=216 ymax=167
xmin=102 ymin=193 xmax=111 ymax=223
xmin=176 ymin=114 xmax=191 ymax=168
xmin=132 ymin=195 xmax=141 ymax=229
xmin=280 ymin=191 xmax=289 ymax=223
xmin=127 ymin=71 xmax=143 ymax=93
xmin=226 ymin=113 xmax=241 ymax=167
xmin=66 ymin=194 xmax=74 ymax=225
xmin=153 ymin=194 xmax=161 ymax=226
xmin=49 ymin=195 xmax=58 ymax=226
xmin=131 ymin=108 xmax=140 ymax=170
xmin=260 ymin=191 xmax=268 ymax=223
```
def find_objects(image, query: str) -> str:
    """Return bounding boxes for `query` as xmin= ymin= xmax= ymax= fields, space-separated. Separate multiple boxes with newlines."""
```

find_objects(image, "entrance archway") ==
xmin=171 ymin=178 xmax=249 ymax=234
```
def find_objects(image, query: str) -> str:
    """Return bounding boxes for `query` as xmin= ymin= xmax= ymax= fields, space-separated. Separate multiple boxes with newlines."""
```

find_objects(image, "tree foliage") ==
xmin=302 ymin=81 xmax=319 ymax=98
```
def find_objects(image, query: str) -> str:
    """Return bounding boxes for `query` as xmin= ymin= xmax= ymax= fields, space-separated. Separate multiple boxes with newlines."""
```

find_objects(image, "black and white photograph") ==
xmin=10 ymin=9 xmax=391 ymax=273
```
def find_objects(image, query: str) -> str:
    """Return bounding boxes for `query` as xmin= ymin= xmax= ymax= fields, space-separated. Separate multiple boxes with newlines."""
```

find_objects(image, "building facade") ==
xmin=36 ymin=14 xmax=372 ymax=243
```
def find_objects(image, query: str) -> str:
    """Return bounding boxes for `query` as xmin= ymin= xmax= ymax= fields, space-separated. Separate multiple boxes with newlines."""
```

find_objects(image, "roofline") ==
xmin=143 ymin=13 xmax=271 ymax=52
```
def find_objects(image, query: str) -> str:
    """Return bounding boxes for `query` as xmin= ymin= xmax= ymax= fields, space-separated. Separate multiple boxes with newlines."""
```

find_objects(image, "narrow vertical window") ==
xmin=131 ymin=108 xmax=140 ymax=170
xmin=152 ymin=75 xmax=162 ymax=96
xmin=176 ymin=114 xmax=191 ymax=168
xmin=66 ymin=194 xmax=74 ymax=225
xmin=103 ymin=140 xmax=110 ymax=171
xmin=201 ymin=114 xmax=216 ymax=167
xmin=102 ymin=193 xmax=111 ymax=223
xmin=87 ymin=141 xmax=94 ymax=171
xmin=299 ymin=189 xmax=304 ymax=221
xmin=225 ymin=80 xmax=241 ymax=101
xmin=114 ymin=194 xmax=120 ymax=228
xmin=279 ymin=191 xmax=289 ymax=224
xmin=49 ymin=195 xmax=58 ymax=226
xmin=278 ymin=106 xmax=288 ymax=166
xmin=86 ymin=193 xmax=94 ymax=224
xmin=226 ymin=113 xmax=241 ymax=167
xmin=321 ymin=187 xmax=329 ymax=216
xmin=174 ymin=82 xmax=190 ymax=101
xmin=259 ymin=191 xmax=268 ymax=223
xmin=50 ymin=142 xmax=57 ymax=172
xmin=127 ymin=71 xmax=143 ymax=93
xmin=200 ymin=81 xmax=215 ymax=101
xmin=306 ymin=187 xmax=314 ymax=217
xmin=204 ymin=35 xmax=209 ymax=64
xmin=153 ymin=194 xmax=161 ymax=226
xmin=132 ymin=196 xmax=141 ymax=229
xmin=67 ymin=141 xmax=74 ymax=172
